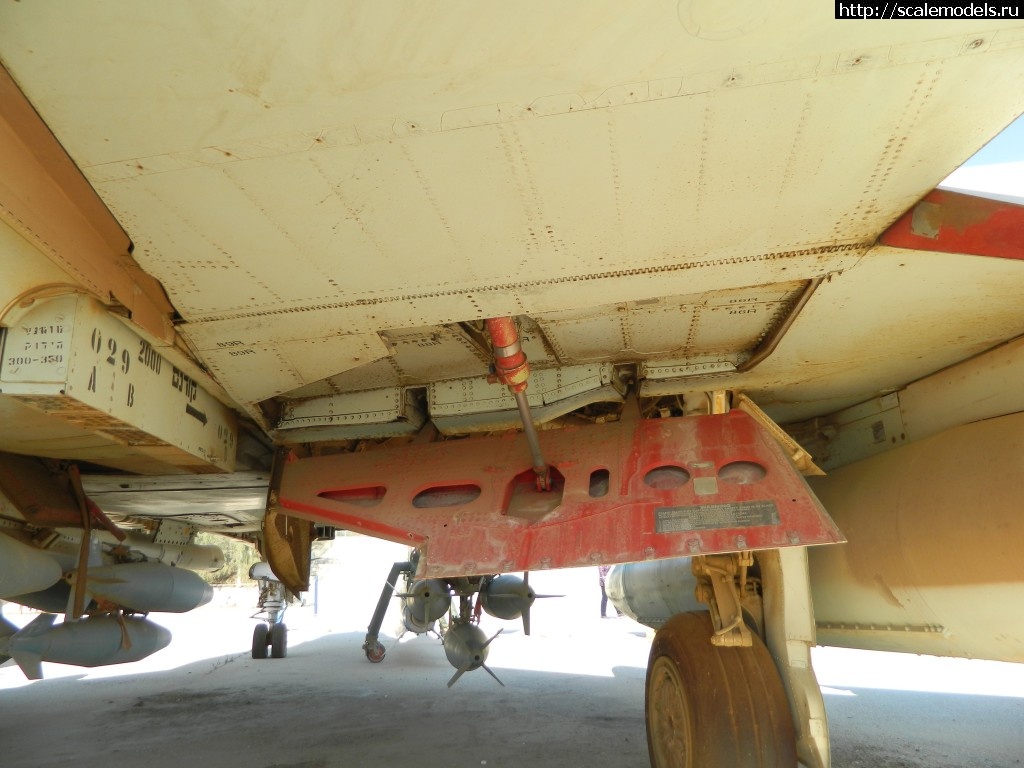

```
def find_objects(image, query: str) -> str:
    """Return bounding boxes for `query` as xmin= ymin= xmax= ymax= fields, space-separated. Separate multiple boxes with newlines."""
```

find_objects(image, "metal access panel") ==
xmin=277 ymin=408 xmax=843 ymax=577
xmin=275 ymin=386 xmax=426 ymax=442
xmin=0 ymin=294 xmax=236 ymax=474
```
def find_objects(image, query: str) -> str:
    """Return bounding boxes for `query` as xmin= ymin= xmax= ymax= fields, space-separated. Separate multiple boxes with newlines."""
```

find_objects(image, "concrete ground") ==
xmin=2 ymin=536 xmax=1023 ymax=767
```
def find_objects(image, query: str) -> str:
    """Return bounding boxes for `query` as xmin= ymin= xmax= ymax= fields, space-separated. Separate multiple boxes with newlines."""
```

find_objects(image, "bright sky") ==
xmin=965 ymin=112 xmax=1024 ymax=166
xmin=941 ymin=112 xmax=1024 ymax=202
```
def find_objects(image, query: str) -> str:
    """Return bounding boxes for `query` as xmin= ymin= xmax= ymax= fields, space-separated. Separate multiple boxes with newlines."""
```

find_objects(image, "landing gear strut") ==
xmin=250 ymin=562 xmax=289 ymax=660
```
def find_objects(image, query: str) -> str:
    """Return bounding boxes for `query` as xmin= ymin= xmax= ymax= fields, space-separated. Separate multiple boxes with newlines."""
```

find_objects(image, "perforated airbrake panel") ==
xmin=277 ymin=408 xmax=843 ymax=577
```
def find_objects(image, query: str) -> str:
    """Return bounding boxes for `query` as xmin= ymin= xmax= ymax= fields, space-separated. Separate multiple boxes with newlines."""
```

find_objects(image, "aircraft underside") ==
xmin=2 ymin=5 xmax=1024 ymax=767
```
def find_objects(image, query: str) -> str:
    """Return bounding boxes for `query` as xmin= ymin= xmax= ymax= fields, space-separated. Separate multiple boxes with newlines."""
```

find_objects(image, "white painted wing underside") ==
xmin=2 ymin=4 xmax=1024 ymax=425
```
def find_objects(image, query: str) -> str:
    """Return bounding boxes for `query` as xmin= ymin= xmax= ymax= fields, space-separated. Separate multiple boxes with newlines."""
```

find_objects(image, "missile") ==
xmin=400 ymin=578 xmax=450 ymax=633
xmin=0 ymin=534 xmax=63 ymax=599
xmin=77 ymin=562 xmax=214 ymax=613
xmin=443 ymin=623 xmax=503 ymax=688
xmin=7 ymin=613 xmax=172 ymax=679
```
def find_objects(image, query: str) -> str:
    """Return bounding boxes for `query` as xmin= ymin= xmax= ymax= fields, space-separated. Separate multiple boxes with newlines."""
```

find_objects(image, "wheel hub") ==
xmin=648 ymin=655 xmax=692 ymax=768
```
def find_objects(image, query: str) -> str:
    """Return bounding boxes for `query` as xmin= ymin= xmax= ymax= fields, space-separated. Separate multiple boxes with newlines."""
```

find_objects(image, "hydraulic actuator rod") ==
xmin=513 ymin=389 xmax=547 ymax=486
xmin=484 ymin=317 xmax=551 ymax=491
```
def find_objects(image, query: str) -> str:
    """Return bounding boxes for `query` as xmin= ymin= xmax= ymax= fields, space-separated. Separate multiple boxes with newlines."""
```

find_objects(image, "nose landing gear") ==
xmin=249 ymin=562 xmax=289 ymax=660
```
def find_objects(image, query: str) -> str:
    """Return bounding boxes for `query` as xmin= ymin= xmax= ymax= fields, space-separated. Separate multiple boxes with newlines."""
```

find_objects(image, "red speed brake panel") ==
xmin=277 ymin=408 xmax=843 ymax=577
xmin=879 ymin=189 xmax=1024 ymax=260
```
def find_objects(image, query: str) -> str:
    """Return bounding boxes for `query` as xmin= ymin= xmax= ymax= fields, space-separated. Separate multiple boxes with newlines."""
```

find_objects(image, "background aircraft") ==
xmin=2 ymin=5 xmax=1024 ymax=766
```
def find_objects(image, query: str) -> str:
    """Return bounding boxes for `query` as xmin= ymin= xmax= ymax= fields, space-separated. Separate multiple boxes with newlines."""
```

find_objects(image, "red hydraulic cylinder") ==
xmin=485 ymin=317 xmax=550 ymax=490
xmin=485 ymin=317 xmax=530 ymax=393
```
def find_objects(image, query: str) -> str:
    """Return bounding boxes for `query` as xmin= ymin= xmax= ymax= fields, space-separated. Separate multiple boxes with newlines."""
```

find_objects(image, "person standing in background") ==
xmin=598 ymin=565 xmax=621 ymax=618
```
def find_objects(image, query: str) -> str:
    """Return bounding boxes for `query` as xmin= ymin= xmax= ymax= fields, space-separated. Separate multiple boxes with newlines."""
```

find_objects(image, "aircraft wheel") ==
xmin=365 ymin=641 xmax=386 ymax=663
xmin=646 ymin=611 xmax=796 ymax=768
xmin=270 ymin=622 xmax=288 ymax=658
xmin=251 ymin=624 xmax=269 ymax=659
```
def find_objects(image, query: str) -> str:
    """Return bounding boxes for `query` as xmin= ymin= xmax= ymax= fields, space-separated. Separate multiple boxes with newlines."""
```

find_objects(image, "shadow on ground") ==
xmin=0 ymin=630 xmax=650 ymax=768
xmin=3 ymin=622 xmax=1022 ymax=768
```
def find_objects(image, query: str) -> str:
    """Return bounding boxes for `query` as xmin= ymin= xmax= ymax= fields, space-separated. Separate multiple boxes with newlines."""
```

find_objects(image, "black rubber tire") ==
xmin=251 ymin=624 xmax=269 ymax=660
xmin=270 ymin=622 xmax=288 ymax=659
xmin=646 ymin=611 xmax=797 ymax=768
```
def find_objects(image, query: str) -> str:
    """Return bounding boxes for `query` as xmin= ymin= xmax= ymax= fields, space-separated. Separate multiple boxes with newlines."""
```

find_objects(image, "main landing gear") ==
xmin=639 ymin=549 xmax=829 ymax=768
xmin=646 ymin=612 xmax=796 ymax=767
